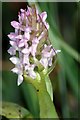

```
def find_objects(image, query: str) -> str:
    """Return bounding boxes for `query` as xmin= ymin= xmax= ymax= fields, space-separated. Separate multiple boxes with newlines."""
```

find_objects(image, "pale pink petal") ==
xmin=27 ymin=64 xmax=36 ymax=79
xmin=18 ymin=40 xmax=24 ymax=47
xmin=10 ymin=41 xmax=18 ymax=50
xmin=17 ymin=74 xmax=23 ymax=86
xmin=40 ymin=12 xmax=47 ymax=22
xmin=36 ymin=9 xmax=39 ymax=20
xmin=25 ymin=64 xmax=29 ymax=70
xmin=11 ymin=67 xmax=19 ymax=74
xmin=18 ymin=14 xmax=21 ymax=23
xmin=11 ymin=21 xmax=20 ymax=29
xmin=25 ymin=27 xmax=31 ymax=32
xmin=15 ymin=29 xmax=18 ymax=34
xmin=42 ymin=52 xmax=51 ymax=58
xmin=10 ymin=41 xmax=16 ymax=46
xmin=10 ymin=57 xmax=20 ymax=64
xmin=48 ymin=58 xmax=52 ymax=66
xmin=15 ymin=35 xmax=23 ymax=39
xmin=26 ymin=10 xmax=30 ymax=16
xmin=24 ymin=32 xmax=30 ymax=40
xmin=7 ymin=47 xmax=16 ymax=55
xmin=32 ymin=37 xmax=39 ymax=44
xmin=40 ymin=57 xmax=48 ymax=68
xmin=22 ymin=48 xmax=30 ymax=54
xmin=27 ymin=6 xmax=32 ymax=15
xmin=21 ymin=12 xmax=25 ymax=20
xmin=30 ymin=44 xmax=37 ymax=57
xmin=19 ymin=25 xmax=25 ymax=31
xmin=43 ymin=44 xmax=52 ymax=51
xmin=28 ymin=70 xmax=36 ymax=79
xmin=44 ymin=22 xmax=49 ymax=29
xmin=20 ymin=8 xmax=25 ymax=13
xmin=8 ymin=33 xmax=16 ymax=40
xmin=23 ymin=54 xmax=29 ymax=64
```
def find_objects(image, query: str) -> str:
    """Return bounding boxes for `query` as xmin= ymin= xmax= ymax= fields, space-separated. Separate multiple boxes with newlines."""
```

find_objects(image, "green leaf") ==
xmin=45 ymin=75 xmax=53 ymax=101
xmin=62 ymin=51 xmax=79 ymax=99
xmin=37 ymin=86 xmax=58 ymax=118
xmin=0 ymin=101 xmax=33 ymax=118
xmin=21 ymin=82 xmax=40 ymax=118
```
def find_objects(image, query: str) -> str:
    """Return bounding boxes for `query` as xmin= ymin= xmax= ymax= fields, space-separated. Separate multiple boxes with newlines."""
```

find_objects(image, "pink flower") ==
xmin=25 ymin=64 xmax=36 ymax=79
xmin=30 ymin=37 xmax=39 ymax=57
xmin=40 ymin=12 xmax=49 ymax=29
xmin=8 ymin=5 xmax=60 ymax=85
xmin=40 ymin=44 xmax=61 ymax=68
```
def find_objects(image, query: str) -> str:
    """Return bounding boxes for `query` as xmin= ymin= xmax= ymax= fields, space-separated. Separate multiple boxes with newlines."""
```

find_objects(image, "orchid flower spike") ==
xmin=8 ymin=5 xmax=61 ymax=86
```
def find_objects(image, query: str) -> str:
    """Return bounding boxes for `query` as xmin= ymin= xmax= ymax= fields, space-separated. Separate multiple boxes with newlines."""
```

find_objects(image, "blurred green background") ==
xmin=2 ymin=2 xmax=80 ymax=119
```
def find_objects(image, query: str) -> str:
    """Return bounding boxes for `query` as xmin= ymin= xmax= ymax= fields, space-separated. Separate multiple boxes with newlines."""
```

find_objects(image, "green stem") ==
xmin=24 ymin=73 xmax=58 ymax=118
xmin=37 ymin=89 xmax=58 ymax=118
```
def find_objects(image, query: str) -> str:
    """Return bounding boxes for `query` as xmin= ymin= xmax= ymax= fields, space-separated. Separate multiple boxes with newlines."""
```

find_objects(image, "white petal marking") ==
xmin=17 ymin=74 xmax=23 ymax=86
xmin=10 ymin=57 xmax=20 ymax=64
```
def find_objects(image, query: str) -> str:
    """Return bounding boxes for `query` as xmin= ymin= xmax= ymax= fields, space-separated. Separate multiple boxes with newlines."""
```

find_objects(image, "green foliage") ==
xmin=0 ymin=101 xmax=33 ymax=118
xmin=21 ymin=82 xmax=40 ymax=118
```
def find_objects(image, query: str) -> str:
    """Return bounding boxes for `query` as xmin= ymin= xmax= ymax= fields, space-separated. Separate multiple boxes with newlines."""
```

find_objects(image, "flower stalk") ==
xmin=24 ymin=70 xmax=58 ymax=118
